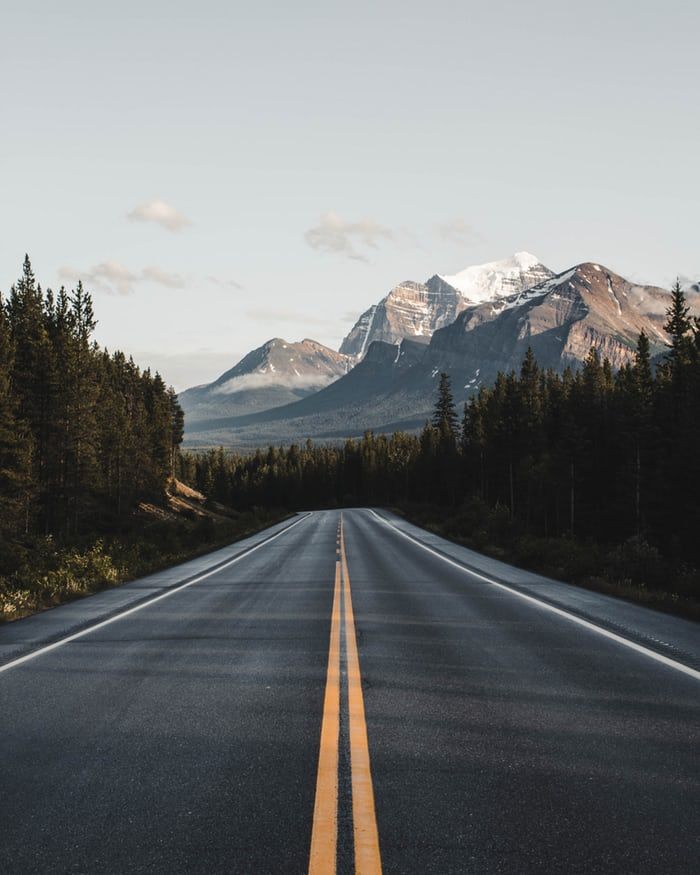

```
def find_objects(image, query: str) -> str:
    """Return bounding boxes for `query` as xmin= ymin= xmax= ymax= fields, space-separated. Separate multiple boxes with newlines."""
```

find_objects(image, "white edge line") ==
xmin=368 ymin=510 xmax=700 ymax=682
xmin=0 ymin=512 xmax=313 ymax=675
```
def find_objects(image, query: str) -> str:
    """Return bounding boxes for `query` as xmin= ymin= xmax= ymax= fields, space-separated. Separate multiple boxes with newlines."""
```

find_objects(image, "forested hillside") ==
xmin=181 ymin=282 xmax=700 ymax=611
xmin=0 ymin=256 xmax=183 ymax=543
xmin=0 ymin=258 xmax=273 ymax=619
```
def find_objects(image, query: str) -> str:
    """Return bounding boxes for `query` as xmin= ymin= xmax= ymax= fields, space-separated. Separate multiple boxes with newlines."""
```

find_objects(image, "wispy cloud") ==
xmin=304 ymin=211 xmax=394 ymax=262
xmin=207 ymin=275 xmax=244 ymax=291
xmin=59 ymin=261 xmax=139 ymax=296
xmin=141 ymin=266 xmax=185 ymax=288
xmin=679 ymin=274 xmax=700 ymax=294
xmin=127 ymin=199 xmax=191 ymax=232
xmin=59 ymin=261 xmax=185 ymax=296
xmin=212 ymin=372 xmax=338 ymax=396
xmin=435 ymin=218 xmax=479 ymax=246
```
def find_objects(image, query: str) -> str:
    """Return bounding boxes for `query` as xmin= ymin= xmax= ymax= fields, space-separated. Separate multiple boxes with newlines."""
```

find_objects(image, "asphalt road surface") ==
xmin=1 ymin=509 xmax=698 ymax=874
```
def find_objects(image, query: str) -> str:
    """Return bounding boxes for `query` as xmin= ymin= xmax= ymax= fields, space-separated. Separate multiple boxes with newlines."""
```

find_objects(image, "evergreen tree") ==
xmin=664 ymin=279 xmax=692 ymax=363
xmin=431 ymin=372 xmax=458 ymax=436
xmin=0 ymin=257 xmax=184 ymax=540
xmin=633 ymin=330 xmax=653 ymax=403
xmin=0 ymin=297 xmax=32 ymax=539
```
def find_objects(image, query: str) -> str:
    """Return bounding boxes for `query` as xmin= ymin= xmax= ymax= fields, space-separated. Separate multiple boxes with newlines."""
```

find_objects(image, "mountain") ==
xmin=339 ymin=278 xmax=463 ymax=357
xmin=179 ymin=338 xmax=351 ymax=422
xmin=419 ymin=261 xmax=675 ymax=387
xmin=438 ymin=251 xmax=554 ymax=303
xmin=339 ymin=252 xmax=553 ymax=357
xmin=184 ymin=263 xmax=690 ymax=448
xmin=184 ymin=338 xmax=429 ymax=444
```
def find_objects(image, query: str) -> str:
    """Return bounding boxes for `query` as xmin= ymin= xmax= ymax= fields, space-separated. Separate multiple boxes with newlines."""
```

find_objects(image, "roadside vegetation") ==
xmin=393 ymin=501 xmax=700 ymax=619
xmin=180 ymin=282 xmax=700 ymax=619
xmin=0 ymin=480 xmax=288 ymax=621
xmin=0 ymin=257 xmax=286 ymax=621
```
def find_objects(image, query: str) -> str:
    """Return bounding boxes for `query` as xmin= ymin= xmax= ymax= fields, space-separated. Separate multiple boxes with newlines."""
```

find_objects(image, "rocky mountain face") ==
xmin=339 ymin=253 xmax=554 ymax=358
xmin=183 ymin=263 xmax=690 ymax=448
xmin=339 ymin=277 xmax=464 ymax=357
xmin=438 ymin=251 xmax=554 ymax=303
xmin=179 ymin=338 xmax=351 ymax=424
xmin=417 ymin=262 xmax=675 ymax=394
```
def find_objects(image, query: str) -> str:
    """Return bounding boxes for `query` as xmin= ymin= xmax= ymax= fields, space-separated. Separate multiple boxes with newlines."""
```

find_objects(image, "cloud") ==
xmin=435 ymin=218 xmax=479 ymax=246
xmin=304 ymin=211 xmax=394 ymax=262
xmin=59 ymin=261 xmax=139 ymax=296
xmin=127 ymin=199 xmax=191 ymax=232
xmin=207 ymin=275 xmax=243 ymax=291
xmin=679 ymin=274 xmax=700 ymax=294
xmin=212 ymin=372 xmax=338 ymax=396
xmin=627 ymin=284 xmax=700 ymax=319
xmin=59 ymin=261 xmax=185 ymax=296
xmin=142 ymin=266 xmax=185 ymax=288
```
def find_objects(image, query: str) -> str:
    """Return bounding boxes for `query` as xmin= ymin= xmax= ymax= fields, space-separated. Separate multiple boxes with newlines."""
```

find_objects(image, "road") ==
xmin=1 ymin=509 xmax=698 ymax=874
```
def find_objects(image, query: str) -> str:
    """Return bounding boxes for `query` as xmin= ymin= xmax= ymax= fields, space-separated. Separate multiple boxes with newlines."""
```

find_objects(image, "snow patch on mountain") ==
xmin=340 ymin=254 xmax=554 ymax=358
xmin=439 ymin=252 xmax=552 ymax=304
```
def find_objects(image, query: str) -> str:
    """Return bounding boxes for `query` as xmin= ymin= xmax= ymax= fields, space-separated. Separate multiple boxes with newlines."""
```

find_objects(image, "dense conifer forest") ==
xmin=0 ymin=257 xmax=184 ymax=543
xmin=180 ymin=282 xmax=700 ymax=609
xmin=0 ymin=258 xmax=273 ymax=619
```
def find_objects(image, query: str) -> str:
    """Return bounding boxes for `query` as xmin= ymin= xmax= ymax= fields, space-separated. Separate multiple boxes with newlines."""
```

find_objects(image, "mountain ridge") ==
xmin=183 ymin=261 xmax=695 ymax=448
xmin=179 ymin=337 xmax=351 ymax=423
xmin=339 ymin=253 xmax=554 ymax=357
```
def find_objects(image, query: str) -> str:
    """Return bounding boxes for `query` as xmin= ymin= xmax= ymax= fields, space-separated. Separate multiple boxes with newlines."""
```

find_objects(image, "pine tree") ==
xmin=431 ymin=372 xmax=458 ymax=436
xmin=5 ymin=256 xmax=55 ymax=531
xmin=661 ymin=279 xmax=694 ymax=425
xmin=633 ymin=330 xmax=654 ymax=403
xmin=0 ymin=258 xmax=184 ymax=538
xmin=65 ymin=282 xmax=100 ymax=532
xmin=169 ymin=388 xmax=185 ymax=477
xmin=0 ymin=296 xmax=33 ymax=539
xmin=462 ymin=397 xmax=486 ymax=498
xmin=627 ymin=331 xmax=655 ymax=534
xmin=664 ymin=279 xmax=692 ymax=363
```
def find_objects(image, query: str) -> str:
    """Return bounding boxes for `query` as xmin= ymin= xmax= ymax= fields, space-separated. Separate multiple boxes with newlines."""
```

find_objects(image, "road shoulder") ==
xmin=372 ymin=508 xmax=700 ymax=672
xmin=0 ymin=513 xmax=309 ymax=667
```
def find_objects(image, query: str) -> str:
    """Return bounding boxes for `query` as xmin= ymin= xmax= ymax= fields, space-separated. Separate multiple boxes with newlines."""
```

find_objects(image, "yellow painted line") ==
xmin=340 ymin=515 xmax=383 ymax=875
xmin=308 ymin=560 xmax=342 ymax=875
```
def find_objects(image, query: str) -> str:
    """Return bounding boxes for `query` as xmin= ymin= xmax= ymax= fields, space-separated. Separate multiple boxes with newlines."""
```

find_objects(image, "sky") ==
xmin=1 ymin=0 xmax=698 ymax=390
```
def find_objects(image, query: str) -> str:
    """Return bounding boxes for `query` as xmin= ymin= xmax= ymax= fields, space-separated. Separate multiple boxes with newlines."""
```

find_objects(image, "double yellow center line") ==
xmin=308 ymin=514 xmax=382 ymax=875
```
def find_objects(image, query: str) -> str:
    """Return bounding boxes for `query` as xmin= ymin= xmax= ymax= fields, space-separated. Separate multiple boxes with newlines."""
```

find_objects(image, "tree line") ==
xmin=180 ymin=281 xmax=700 ymax=581
xmin=0 ymin=256 xmax=184 ymax=551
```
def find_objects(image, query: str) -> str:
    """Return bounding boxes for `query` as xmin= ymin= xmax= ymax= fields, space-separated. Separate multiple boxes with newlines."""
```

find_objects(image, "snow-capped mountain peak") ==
xmin=339 ymin=253 xmax=554 ymax=358
xmin=438 ymin=252 xmax=553 ymax=304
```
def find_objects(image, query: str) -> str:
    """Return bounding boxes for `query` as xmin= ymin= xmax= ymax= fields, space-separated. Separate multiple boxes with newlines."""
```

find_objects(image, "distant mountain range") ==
xmin=179 ymin=338 xmax=350 ymax=422
xmin=339 ymin=252 xmax=552 ymax=356
xmin=181 ymin=255 xmax=698 ymax=448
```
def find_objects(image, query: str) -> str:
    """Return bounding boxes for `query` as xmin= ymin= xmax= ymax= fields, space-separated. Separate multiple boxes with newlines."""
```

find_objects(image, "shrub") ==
xmin=604 ymin=536 xmax=666 ymax=590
